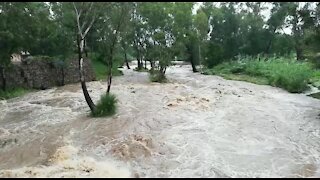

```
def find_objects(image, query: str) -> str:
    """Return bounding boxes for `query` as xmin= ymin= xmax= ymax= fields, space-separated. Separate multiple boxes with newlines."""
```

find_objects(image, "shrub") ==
xmin=92 ymin=94 xmax=117 ymax=117
xmin=0 ymin=88 xmax=31 ymax=100
xmin=266 ymin=60 xmax=313 ymax=93
xmin=149 ymin=70 xmax=167 ymax=83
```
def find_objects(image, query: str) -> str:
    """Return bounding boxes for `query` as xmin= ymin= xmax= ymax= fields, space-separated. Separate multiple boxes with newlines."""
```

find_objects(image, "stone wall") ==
xmin=0 ymin=56 xmax=96 ymax=90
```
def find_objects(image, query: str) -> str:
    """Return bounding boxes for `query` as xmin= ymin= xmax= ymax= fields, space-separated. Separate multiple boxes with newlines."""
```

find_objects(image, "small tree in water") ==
xmin=91 ymin=3 xmax=131 ymax=117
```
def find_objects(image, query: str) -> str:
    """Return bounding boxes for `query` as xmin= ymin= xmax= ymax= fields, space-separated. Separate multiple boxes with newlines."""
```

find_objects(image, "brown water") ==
xmin=0 ymin=65 xmax=320 ymax=178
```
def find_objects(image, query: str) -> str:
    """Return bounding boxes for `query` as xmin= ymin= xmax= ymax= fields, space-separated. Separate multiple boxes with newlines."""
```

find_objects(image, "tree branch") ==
xmin=73 ymin=2 xmax=83 ymax=37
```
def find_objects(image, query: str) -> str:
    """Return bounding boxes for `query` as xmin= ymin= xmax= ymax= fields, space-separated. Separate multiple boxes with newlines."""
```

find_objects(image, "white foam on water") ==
xmin=0 ymin=145 xmax=132 ymax=178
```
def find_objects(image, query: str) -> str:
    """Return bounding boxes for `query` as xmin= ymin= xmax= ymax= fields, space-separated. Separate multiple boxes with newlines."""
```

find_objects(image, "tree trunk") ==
xmin=190 ymin=46 xmax=198 ymax=72
xmin=0 ymin=66 xmax=6 ymax=91
xmin=295 ymin=45 xmax=303 ymax=61
xmin=78 ymin=36 xmax=96 ymax=112
xmin=198 ymin=43 xmax=203 ymax=73
xmin=187 ymin=43 xmax=198 ymax=72
xmin=190 ymin=58 xmax=198 ymax=72
xmin=124 ymin=51 xmax=130 ymax=69
xmin=61 ymin=67 xmax=65 ymax=86
xmin=144 ymin=59 xmax=147 ymax=69
xmin=136 ymin=49 xmax=143 ymax=70
xmin=107 ymin=56 xmax=113 ymax=94
xmin=265 ymin=28 xmax=276 ymax=55
xmin=84 ymin=39 xmax=88 ymax=57
xmin=150 ymin=60 xmax=155 ymax=70
xmin=160 ymin=66 xmax=166 ymax=75
xmin=141 ymin=58 xmax=144 ymax=69
xmin=265 ymin=39 xmax=273 ymax=55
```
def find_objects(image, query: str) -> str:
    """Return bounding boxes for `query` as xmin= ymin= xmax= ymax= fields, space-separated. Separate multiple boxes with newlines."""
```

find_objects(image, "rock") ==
xmin=0 ymin=56 xmax=96 ymax=90
xmin=167 ymin=102 xmax=178 ymax=107
xmin=201 ymin=97 xmax=210 ymax=102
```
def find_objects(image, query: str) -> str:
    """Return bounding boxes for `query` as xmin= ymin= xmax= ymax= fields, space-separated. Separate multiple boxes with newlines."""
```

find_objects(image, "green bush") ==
xmin=310 ymin=70 xmax=320 ymax=88
xmin=0 ymin=88 xmax=31 ymax=100
xmin=205 ymin=56 xmax=314 ymax=93
xmin=90 ymin=53 xmax=123 ymax=80
xmin=149 ymin=70 xmax=167 ymax=83
xmin=204 ymin=43 xmax=225 ymax=68
xmin=92 ymin=94 xmax=117 ymax=117
xmin=266 ymin=60 xmax=313 ymax=93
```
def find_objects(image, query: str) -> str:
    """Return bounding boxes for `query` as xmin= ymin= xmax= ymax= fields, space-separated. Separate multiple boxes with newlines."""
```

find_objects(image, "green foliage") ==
xmin=0 ymin=88 xmax=31 ymax=100
xmin=310 ymin=70 xmax=320 ymax=88
xmin=149 ymin=70 xmax=167 ymax=83
xmin=308 ymin=92 xmax=320 ymax=99
xmin=204 ymin=56 xmax=314 ymax=93
xmin=92 ymin=94 xmax=117 ymax=117
xmin=204 ymin=42 xmax=225 ymax=68
xmin=90 ymin=53 xmax=123 ymax=80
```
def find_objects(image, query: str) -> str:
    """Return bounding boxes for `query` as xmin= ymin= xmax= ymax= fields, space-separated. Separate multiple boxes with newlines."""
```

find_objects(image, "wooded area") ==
xmin=1 ymin=2 xmax=320 ymax=114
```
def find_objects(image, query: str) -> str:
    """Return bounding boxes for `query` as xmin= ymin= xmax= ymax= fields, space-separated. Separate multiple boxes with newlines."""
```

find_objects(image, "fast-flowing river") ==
xmin=1 ymin=64 xmax=320 ymax=178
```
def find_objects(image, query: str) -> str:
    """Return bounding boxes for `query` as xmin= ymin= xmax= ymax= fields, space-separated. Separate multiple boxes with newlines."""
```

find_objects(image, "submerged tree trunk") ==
xmin=106 ymin=52 xmax=113 ymax=94
xmin=136 ymin=48 xmax=143 ymax=70
xmin=141 ymin=57 xmax=144 ymax=69
xmin=124 ymin=51 xmax=130 ymax=69
xmin=144 ymin=59 xmax=147 ymax=69
xmin=190 ymin=58 xmax=198 ymax=73
xmin=150 ymin=60 xmax=155 ymax=70
xmin=58 ymin=66 xmax=65 ymax=86
xmin=160 ymin=65 xmax=166 ymax=75
xmin=77 ymin=35 xmax=96 ymax=112
xmin=189 ymin=46 xmax=198 ymax=73
xmin=187 ymin=43 xmax=198 ymax=73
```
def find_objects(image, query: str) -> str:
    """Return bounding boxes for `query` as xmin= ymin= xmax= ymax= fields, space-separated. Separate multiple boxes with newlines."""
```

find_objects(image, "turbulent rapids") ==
xmin=0 ymin=65 xmax=320 ymax=178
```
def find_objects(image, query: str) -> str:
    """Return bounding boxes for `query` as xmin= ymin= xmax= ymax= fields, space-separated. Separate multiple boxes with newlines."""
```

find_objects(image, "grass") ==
xmin=0 ymin=88 xmax=31 ymax=100
xmin=203 ymin=56 xmax=315 ymax=93
xmin=90 ymin=53 xmax=123 ymax=80
xmin=310 ymin=70 xmax=320 ymax=89
xmin=92 ymin=93 xmax=117 ymax=117
xmin=308 ymin=92 xmax=320 ymax=99
xmin=149 ymin=70 xmax=167 ymax=83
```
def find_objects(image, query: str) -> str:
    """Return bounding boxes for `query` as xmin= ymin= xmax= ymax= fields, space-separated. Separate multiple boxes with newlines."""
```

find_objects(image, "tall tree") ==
xmin=95 ymin=2 xmax=131 ymax=94
xmin=0 ymin=2 xmax=34 ymax=90
xmin=73 ymin=2 xmax=99 ymax=112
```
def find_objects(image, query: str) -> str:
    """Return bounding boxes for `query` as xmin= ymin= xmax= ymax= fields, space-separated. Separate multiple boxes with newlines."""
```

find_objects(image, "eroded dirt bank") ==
xmin=0 ymin=65 xmax=320 ymax=178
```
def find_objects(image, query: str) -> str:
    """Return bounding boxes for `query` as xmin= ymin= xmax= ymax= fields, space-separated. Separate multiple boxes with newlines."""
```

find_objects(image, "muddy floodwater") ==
xmin=1 ymin=64 xmax=320 ymax=178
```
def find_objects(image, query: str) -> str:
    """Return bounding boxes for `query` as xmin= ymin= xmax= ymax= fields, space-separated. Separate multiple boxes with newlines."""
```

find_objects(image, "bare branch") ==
xmin=80 ymin=2 xmax=94 ymax=32
xmin=83 ymin=11 xmax=96 ymax=37
xmin=73 ymin=2 xmax=84 ymax=37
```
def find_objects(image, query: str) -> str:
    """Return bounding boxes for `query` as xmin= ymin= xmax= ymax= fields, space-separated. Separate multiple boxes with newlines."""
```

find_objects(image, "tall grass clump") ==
xmin=149 ymin=70 xmax=167 ymax=83
xmin=92 ymin=94 xmax=117 ymax=117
